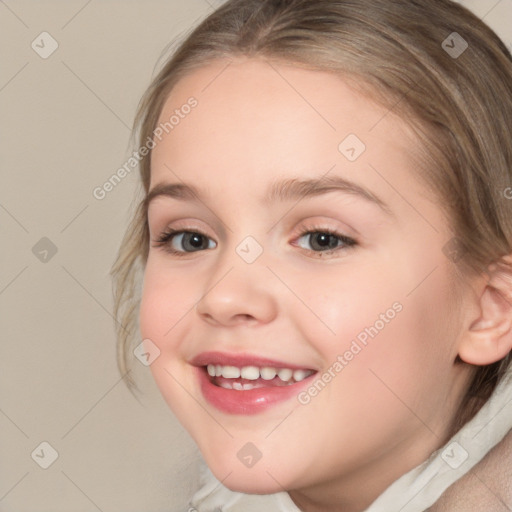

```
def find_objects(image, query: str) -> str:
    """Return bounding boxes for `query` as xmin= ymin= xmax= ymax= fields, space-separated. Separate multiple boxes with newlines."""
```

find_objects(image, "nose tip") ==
xmin=195 ymin=265 xmax=278 ymax=327
xmin=198 ymin=309 xmax=258 ymax=327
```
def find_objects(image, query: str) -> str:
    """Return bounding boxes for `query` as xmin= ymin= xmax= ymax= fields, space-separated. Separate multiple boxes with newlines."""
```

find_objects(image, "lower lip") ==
xmin=196 ymin=367 xmax=314 ymax=414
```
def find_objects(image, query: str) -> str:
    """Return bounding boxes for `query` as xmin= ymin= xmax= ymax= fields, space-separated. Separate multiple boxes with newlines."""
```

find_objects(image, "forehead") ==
xmin=150 ymin=57 xmax=425 ymax=203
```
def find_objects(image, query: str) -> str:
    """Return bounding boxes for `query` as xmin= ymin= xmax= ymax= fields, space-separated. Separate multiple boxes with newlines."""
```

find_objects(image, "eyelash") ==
xmin=152 ymin=224 xmax=358 ymax=258
xmin=153 ymin=228 xmax=214 ymax=258
xmin=292 ymin=223 xmax=357 ymax=256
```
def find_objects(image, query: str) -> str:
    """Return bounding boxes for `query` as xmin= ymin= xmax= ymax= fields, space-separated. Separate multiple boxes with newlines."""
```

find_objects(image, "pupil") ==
xmin=313 ymin=233 xmax=337 ymax=250
xmin=318 ymin=234 xmax=329 ymax=246
xmin=191 ymin=235 xmax=201 ymax=246
xmin=184 ymin=232 xmax=206 ymax=250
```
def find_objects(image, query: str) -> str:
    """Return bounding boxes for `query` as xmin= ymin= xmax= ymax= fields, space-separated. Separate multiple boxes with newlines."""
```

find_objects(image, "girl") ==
xmin=112 ymin=0 xmax=512 ymax=510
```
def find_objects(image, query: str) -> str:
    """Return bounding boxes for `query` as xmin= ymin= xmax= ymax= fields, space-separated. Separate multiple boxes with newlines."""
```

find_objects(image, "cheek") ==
xmin=138 ymin=260 xmax=202 ymax=425
xmin=139 ymin=258 xmax=199 ymax=362
xmin=289 ymin=260 xmax=403 ymax=353
xmin=331 ymin=270 xmax=458 ymax=434
xmin=139 ymin=275 xmax=170 ymax=344
xmin=295 ymin=256 xmax=457 ymax=415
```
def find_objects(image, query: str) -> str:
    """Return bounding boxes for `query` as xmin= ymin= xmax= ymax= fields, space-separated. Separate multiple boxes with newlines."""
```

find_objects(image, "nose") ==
xmin=195 ymin=255 xmax=278 ymax=327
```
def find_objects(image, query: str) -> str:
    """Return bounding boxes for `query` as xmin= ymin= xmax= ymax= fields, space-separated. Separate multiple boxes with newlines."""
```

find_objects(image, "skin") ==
xmin=138 ymin=57 xmax=507 ymax=512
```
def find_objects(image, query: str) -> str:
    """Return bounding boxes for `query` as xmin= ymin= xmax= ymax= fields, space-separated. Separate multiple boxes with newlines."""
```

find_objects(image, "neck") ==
xmin=288 ymin=419 xmax=455 ymax=511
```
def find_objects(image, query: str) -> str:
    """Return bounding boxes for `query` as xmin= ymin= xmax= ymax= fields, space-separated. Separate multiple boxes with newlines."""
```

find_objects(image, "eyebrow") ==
xmin=146 ymin=175 xmax=393 ymax=216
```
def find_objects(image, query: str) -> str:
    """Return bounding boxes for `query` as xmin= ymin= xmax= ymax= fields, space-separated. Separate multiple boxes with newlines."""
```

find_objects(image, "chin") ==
xmin=222 ymin=473 xmax=285 ymax=495
xmin=204 ymin=456 xmax=294 ymax=494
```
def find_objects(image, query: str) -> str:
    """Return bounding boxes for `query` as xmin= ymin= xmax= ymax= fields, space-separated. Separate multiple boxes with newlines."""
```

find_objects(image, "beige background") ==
xmin=1 ymin=1 xmax=511 ymax=511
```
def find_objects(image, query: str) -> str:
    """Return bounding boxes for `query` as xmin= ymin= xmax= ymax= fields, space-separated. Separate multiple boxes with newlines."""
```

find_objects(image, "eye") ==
xmin=152 ymin=225 xmax=357 ymax=258
xmin=294 ymin=226 xmax=357 ymax=256
xmin=152 ymin=229 xmax=216 ymax=255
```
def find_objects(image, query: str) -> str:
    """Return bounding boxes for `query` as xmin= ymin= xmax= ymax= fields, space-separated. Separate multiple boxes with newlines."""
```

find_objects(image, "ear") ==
xmin=458 ymin=255 xmax=512 ymax=366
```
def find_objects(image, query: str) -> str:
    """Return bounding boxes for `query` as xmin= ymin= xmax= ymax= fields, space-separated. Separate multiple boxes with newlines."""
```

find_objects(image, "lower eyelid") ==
xmin=153 ymin=228 xmax=356 ymax=255
xmin=155 ymin=230 xmax=210 ymax=251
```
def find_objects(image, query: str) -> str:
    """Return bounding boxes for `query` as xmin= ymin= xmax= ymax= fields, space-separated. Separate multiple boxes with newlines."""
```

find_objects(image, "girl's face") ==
xmin=140 ymin=58 xmax=474 ymax=509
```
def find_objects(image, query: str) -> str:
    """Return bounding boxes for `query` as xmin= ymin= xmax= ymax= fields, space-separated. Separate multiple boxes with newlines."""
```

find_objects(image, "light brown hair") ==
xmin=111 ymin=0 xmax=512 ymax=437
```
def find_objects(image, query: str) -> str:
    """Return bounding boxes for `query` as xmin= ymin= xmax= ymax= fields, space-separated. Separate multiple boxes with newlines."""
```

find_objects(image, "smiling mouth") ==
xmin=203 ymin=364 xmax=316 ymax=390
xmin=193 ymin=353 xmax=318 ymax=413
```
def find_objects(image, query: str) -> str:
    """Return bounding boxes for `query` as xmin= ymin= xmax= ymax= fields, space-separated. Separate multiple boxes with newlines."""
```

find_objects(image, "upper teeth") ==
xmin=206 ymin=364 xmax=312 ymax=382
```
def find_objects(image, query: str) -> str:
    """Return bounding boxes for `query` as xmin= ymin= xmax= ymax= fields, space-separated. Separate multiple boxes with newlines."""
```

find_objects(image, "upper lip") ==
xmin=190 ymin=351 xmax=316 ymax=371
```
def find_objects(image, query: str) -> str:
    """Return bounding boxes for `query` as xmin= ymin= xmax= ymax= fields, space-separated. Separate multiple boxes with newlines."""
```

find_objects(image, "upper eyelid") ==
xmin=153 ymin=223 xmax=351 ymax=239
xmin=158 ymin=232 xmax=356 ymax=262
xmin=147 ymin=200 xmax=231 ymax=237
xmin=148 ymin=218 xmax=211 ymax=236
xmin=146 ymin=189 xmax=375 ymax=237
xmin=154 ymin=226 xmax=357 ymax=250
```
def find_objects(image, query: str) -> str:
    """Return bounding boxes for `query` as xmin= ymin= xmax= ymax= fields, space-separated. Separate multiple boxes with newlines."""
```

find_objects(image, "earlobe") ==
xmin=458 ymin=255 xmax=512 ymax=366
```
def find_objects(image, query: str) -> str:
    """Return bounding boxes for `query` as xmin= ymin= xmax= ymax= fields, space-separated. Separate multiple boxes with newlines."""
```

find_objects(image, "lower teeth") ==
xmin=219 ymin=382 xmax=249 ymax=390
xmin=217 ymin=380 xmax=294 ymax=390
